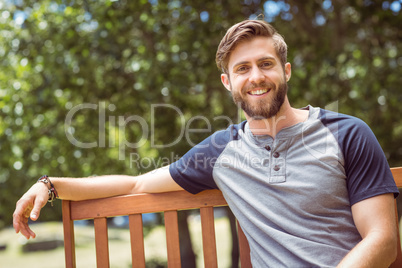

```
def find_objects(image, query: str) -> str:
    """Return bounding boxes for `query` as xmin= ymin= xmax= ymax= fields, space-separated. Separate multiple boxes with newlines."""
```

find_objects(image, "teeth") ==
xmin=249 ymin=89 xmax=268 ymax=95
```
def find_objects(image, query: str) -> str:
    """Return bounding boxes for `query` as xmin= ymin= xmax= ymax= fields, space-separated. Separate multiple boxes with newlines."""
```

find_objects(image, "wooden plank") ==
xmin=391 ymin=199 xmax=402 ymax=268
xmin=62 ymin=200 xmax=76 ymax=268
xmin=164 ymin=210 xmax=181 ymax=267
xmin=70 ymin=189 xmax=227 ymax=220
xmin=129 ymin=214 xmax=145 ymax=268
xmin=200 ymin=207 xmax=218 ymax=268
xmin=391 ymin=167 xmax=402 ymax=268
xmin=237 ymin=221 xmax=252 ymax=268
xmin=391 ymin=167 xmax=402 ymax=187
xmin=94 ymin=218 xmax=110 ymax=268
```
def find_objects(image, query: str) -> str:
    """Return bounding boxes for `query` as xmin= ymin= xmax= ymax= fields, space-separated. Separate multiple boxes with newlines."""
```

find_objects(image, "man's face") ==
xmin=221 ymin=37 xmax=291 ymax=120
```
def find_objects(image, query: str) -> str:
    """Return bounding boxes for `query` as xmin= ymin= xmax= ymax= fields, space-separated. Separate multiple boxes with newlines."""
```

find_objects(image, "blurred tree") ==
xmin=0 ymin=0 xmax=256 ymax=266
xmin=1 ymin=0 xmax=401 ymax=266
xmin=277 ymin=0 xmax=402 ymax=166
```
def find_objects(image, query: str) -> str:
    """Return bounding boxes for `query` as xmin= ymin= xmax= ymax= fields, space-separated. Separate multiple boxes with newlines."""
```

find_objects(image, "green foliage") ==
xmin=281 ymin=0 xmax=402 ymax=165
xmin=1 ymin=0 xmax=401 ymax=229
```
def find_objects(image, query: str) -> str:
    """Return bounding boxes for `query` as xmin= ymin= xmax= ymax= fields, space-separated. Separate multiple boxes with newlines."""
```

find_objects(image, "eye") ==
xmin=260 ymin=61 xmax=273 ymax=68
xmin=236 ymin=65 xmax=249 ymax=73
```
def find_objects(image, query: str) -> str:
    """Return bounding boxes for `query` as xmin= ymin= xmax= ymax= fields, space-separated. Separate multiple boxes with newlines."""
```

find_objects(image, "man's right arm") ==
xmin=53 ymin=166 xmax=182 ymax=201
xmin=13 ymin=166 xmax=182 ymax=239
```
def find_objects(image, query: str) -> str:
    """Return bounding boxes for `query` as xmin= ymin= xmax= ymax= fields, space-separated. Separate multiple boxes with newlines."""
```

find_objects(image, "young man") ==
xmin=14 ymin=20 xmax=399 ymax=267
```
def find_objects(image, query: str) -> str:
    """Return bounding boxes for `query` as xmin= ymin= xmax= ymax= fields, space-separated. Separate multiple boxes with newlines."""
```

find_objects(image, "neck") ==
xmin=245 ymin=99 xmax=308 ymax=138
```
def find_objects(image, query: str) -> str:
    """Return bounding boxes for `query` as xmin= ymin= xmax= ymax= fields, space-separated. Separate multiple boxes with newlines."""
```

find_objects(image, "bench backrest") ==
xmin=62 ymin=189 xmax=251 ymax=268
xmin=62 ymin=167 xmax=402 ymax=268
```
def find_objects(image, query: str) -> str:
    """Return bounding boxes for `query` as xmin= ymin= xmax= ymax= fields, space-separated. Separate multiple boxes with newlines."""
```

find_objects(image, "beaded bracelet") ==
xmin=37 ymin=175 xmax=59 ymax=206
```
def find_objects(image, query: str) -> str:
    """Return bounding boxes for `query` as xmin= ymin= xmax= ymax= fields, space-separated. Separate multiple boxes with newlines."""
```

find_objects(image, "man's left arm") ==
xmin=337 ymin=193 xmax=398 ymax=268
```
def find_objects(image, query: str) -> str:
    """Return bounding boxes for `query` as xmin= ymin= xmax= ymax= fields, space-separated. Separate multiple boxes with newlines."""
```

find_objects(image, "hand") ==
xmin=13 ymin=182 xmax=49 ymax=239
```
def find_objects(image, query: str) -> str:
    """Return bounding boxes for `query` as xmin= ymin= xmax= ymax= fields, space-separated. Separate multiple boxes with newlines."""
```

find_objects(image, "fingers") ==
xmin=20 ymin=216 xmax=36 ymax=239
xmin=13 ymin=183 xmax=48 ymax=239
xmin=13 ymin=200 xmax=36 ymax=239
xmin=30 ymin=194 xmax=47 ymax=221
xmin=13 ymin=198 xmax=29 ymax=233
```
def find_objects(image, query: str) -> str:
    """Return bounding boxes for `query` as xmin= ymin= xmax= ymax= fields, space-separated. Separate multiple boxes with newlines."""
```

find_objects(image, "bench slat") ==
xmin=391 ymin=167 xmax=402 ymax=187
xmin=70 ymin=189 xmax=227 ymax=220
xmin=164 ymin=210 xmax=181 ymax=267
xmin=200 ymin=206 xmax=218 ymax=268
xmin=62 ymin=200 xmax=76 ymax=268
xmin=390 ymin=167 xmax=402 ymax=268
xmin=94 ymin=217 xmax=110 ymax=268
xmin=129 ymin=214 xmax=145 ymax=268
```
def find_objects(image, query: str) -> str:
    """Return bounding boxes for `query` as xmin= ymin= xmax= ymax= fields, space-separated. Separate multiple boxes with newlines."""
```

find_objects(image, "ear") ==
xmin=221 ymin=73 xmax=232 ymax=92
xmin=284 ymin=62 xmax=291 ymax=82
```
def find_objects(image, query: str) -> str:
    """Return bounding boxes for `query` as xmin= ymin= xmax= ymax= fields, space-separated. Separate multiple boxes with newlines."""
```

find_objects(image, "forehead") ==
xmin=228 ymin=36 xmax=278 ymax=69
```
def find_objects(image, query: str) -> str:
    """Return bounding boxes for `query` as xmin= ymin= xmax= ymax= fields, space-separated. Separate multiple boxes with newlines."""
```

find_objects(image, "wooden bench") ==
xmin=62 ymin=167 xmax=402 ymax=268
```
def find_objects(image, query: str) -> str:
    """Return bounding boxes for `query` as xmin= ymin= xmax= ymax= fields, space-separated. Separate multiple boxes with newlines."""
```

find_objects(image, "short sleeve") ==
xmin=340 ymin=117 xmax=398 ymax=205
xmin=169 ymin=126 xmax=239 ymax=194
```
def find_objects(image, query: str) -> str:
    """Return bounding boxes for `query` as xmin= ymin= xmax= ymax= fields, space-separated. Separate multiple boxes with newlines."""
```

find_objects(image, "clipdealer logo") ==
xmin=64 ymin=101 xmax=241 ymax=160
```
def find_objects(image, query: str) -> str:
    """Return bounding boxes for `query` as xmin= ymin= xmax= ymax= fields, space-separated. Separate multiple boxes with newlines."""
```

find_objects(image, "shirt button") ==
xmin=265 ymin=145 xmax=271 ymax=151
xmin=273 ymin=152 xmax=280 ymax=158
xmin=273 ymin=165 xmax=280 ymax=171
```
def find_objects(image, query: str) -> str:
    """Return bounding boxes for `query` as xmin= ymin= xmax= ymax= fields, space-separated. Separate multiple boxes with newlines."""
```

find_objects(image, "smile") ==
xmin=248 ymin=88 xmax=270 ymax=96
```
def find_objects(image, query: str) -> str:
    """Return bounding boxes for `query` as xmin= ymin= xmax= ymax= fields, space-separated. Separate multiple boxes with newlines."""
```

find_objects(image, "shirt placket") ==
xmin=267 ymin=139 xmax=289 ymax=183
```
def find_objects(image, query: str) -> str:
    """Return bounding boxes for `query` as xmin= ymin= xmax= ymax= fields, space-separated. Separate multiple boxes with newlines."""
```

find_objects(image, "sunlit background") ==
xmin=1 ymin=0 xmax=401 ymax=267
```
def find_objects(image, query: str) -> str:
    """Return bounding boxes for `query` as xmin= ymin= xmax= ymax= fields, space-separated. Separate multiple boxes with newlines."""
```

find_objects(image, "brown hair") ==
xmin=215 ymin=19 xmax=288 ymax=74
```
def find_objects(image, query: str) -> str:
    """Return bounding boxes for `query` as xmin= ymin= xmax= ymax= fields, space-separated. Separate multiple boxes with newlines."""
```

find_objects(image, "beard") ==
xmin=231 ymin=79 xmax=288 ymax=120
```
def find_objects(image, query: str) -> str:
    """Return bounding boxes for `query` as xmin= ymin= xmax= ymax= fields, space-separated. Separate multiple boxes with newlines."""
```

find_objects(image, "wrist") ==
xmin=37 ymin=175 xmax=59 ymax=206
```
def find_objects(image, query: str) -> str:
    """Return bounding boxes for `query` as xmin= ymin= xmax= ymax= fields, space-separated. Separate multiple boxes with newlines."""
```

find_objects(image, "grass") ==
xmin=0 ymin=214 xmax=233 ymax=268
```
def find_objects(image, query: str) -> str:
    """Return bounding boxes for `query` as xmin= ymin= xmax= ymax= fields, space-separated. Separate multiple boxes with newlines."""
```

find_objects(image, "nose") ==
xmin=248 ymin=66 xmax=265 ymax=84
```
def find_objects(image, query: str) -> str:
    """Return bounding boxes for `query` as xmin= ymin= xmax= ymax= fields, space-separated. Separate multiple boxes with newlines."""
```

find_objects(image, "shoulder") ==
xmin=168 ymin=121 xmax=247 ymax=194
xmin=313 ymin=108 xmax=397 ymax=204
xmin=193 ymin=120 xmax=246 ymax=151
xmin=312 ymin=106 xmax=385 ymax=169
xmin=315 ymin=108 xmax=376 ymax=149
xmin=317 ymin=108 xmax=370 ymax=132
